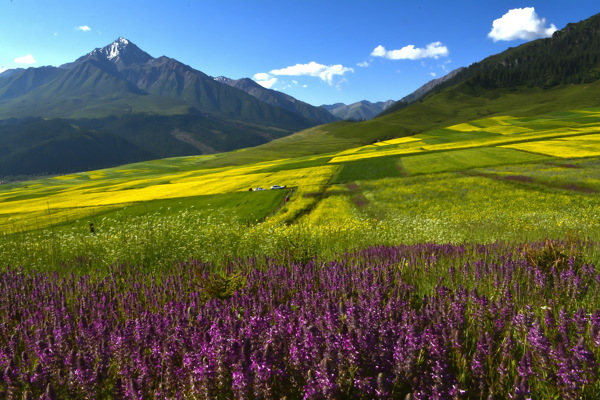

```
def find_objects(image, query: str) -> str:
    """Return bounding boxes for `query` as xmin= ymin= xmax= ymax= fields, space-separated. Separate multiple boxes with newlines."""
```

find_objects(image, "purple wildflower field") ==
xmin=1 ymin=241 xmax=599 ymax=399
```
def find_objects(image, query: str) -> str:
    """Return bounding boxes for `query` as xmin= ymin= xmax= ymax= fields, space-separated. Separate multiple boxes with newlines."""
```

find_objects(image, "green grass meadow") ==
xmin=1 ymin=108 xmax=600 ymax=273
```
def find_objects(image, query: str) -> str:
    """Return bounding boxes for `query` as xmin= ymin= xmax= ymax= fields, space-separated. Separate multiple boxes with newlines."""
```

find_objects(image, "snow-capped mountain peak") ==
xmin=76 ymin=37 xmax=154 ymax=66
xmin=104 ymin=37 xmax=130 ymax=60
xmin=213 ymin=76 xmax=233 ymax=84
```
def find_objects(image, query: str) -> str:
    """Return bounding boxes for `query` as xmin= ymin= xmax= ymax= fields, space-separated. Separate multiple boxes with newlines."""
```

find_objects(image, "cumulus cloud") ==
xmin=269 ymin=61 xmax=354 ymax=85
xmin=254 ymin=76 xmax=278 ymax=89
xmin=488 ymin=7 xmax=557 ymax=42
xmin=253 ymin=72 xmax=271 ymax=81
xmin=14 ymin=54 xmax=36 ymax=64
xmin=76 ymin=25 xmax=91 ymax=32
xmin=253 ymin=72 xmax=278 ymax=88
xmin=253 ymin=61 xmax=353 ymax=88
xmin=371 ymin=42 xmax=449 ymax=60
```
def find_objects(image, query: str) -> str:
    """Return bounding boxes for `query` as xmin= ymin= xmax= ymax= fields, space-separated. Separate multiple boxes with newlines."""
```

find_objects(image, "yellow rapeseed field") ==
xmin=380 ymin=136 xmax=422 ymax=145
xmin=0 ymin=162 xmax=338 ymax=232
xmin=447 ymin=123 xmax=481 ymax=132
xmin=329 ymin=147 xmax=423 ymax=163
xmin=502 ymin=133 xmax=600 ymax=158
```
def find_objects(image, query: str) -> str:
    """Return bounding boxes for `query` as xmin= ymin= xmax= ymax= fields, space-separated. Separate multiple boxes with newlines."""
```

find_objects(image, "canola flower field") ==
xmin=1 ymin=109 xmax=600 ymax=398
xmin=2 ymin=108 xmax=599 ymax=237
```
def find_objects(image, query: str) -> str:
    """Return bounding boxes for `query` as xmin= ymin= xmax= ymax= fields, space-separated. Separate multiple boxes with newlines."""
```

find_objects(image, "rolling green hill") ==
xmin=191 ymin=79 xmax=600 ymax=168
xmin=0 ymin=118 xmax=152 ymax=177
xmin=0 ymin=38 xmax=335 ymax=178
xmin=1 ymin=106 xmax=599 ymax=264
xmin=211 ymin=12 xmax=600 ymax=165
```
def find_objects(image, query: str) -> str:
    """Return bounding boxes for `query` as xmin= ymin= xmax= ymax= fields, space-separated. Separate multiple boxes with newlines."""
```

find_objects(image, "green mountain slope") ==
xmin=214 ymin=12 xmax=600 ymax=164
xmin=79 ymin=113 xmax=294 ymax=158
xmin=0 ymin=67 xmax=65 ymax=101
xmin=196 ymin=80 xmax=600 ymax=168
xmin=0 ymin=38 xmax=333 ymax=177
xmin=0 ymin=118 xmax=152 ymax=176
xmin=216 ymin=76 xmax=340 ymax=124
xmin=383 ymin=12 xmax=600 ymax=116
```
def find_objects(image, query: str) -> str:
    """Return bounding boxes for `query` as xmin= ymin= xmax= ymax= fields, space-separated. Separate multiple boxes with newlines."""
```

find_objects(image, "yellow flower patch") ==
xmin=447 ymin=123 xmax=481 ymax=132
xmin=502 ymin=133 xmax=600 ymax=158
xmin=329 ymin=147 xmax=423 ymax=163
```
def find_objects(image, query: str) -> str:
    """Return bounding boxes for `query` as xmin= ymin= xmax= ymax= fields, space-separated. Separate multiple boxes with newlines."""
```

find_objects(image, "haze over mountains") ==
xmin=1 ymin=11 xmax=600 ymax=177
xmin=320 ymin=100 xmax=396 ymax=121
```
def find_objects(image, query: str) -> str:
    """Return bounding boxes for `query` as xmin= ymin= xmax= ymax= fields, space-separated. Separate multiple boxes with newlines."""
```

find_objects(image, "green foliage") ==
xmin=0 ymin=118 xmax=151 ymax=176
xmin=331 ymin=155 xmax=403 ymax=183
xmin=458 ymin=13 xmax=600 ymax=89
xmin=202 ymin=271 xmax=247 ymax=300
xmin=253 ymin=156 xmax=332 ymax=173
xmin=400 ymin=147 xmax=550 ymax=175
xmin=63 ymin=190 xmax=287 ymax=228
xmin=354 ymin=166 xmax=600 ymax=243
xmin=477 ymin=157 xmax=600 ymax=192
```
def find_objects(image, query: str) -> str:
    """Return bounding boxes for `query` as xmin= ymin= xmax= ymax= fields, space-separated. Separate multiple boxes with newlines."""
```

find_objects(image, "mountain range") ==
xmin=213 ymin=76 xmax=340 ymax=124
xmin=320 ymin=100 xmax=395 ymax=121
xmin=0 ymin=38 xmax=346 ymax=177
xmin=198 ymin=12 xmax=600 ymax=167
xmin=2 ymin=11 xmax=600 ymax=177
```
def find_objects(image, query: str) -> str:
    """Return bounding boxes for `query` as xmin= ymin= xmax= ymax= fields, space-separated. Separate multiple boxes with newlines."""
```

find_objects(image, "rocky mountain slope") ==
xmin=214 ymin=76 xmax=339 ymax=124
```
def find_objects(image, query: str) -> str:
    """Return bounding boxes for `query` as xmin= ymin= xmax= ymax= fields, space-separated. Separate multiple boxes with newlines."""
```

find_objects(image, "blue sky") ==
xmin=0 ymin=0 xmax=598 ymax=106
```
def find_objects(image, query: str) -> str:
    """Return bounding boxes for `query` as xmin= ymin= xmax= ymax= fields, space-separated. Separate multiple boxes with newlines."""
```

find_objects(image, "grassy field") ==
xmin=1 ymin=107 xmax=600 ymax=399
xmin=1 ymin=108 xmax=600 ymax=271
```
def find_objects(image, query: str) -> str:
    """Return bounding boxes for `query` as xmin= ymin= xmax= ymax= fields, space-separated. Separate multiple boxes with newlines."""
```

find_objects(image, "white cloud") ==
xmin=253 ymin=72 xmax=270 ymax=81
xmin=371 ymin=45 xmax=387 ymax=57
xmin=14 ymin=54 xmax=36 ymax=64
xmin=430 ymin=72 xmax=437 ymax=77
xmin=488 ymin=7 xmax=557 ymax=42
xmin=256 ymin=77 xmax=278 ymax=89
xmin=253 ymin=61 xmax=353 ymax=89
xmin=269 ymin=61 xmax=354 ymax=85
xmin=253 ymin=73 xmax=278 ymax=89
xmin=371 ymin=42 xmax=449 ymax=60
xmin=76 ymin=25 xmax=91 ymax=32
xmin=357 ymin=61 xmax=370 ymax=68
